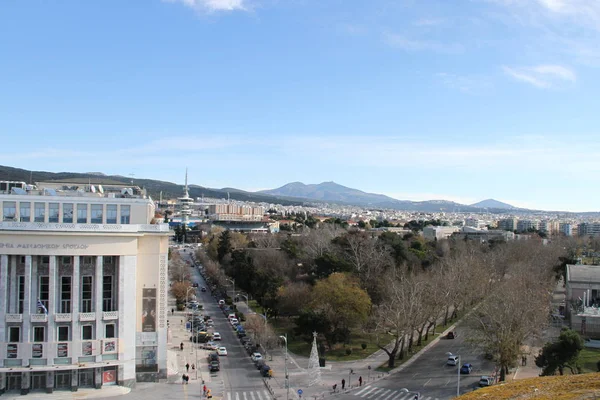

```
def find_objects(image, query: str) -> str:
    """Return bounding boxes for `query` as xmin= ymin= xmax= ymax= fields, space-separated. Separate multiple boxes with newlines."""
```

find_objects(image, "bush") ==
xmin=237 ymin=312 xmax=245 ymax=322
xmin=361 ymin=343 xmax=367 ymax=350
xmin=346 ymin=348 xmax=352 ymax=356
xmin=597 ymin=360 xmax=600 ymax=372
xmin=177 ymin=303 xmax=185 ymax=311
xmin=319 ymin=357 xmax=326 ymax=367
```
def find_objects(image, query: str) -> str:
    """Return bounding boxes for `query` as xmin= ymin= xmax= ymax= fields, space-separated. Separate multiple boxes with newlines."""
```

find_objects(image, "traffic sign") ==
xmin=297 ymin=389 xmax=303 ymax=395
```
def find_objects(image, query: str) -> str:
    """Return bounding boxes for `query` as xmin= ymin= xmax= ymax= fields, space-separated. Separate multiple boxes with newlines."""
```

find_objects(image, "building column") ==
xmin=94 ymin=368 xmax=102 ymax=389
xmin=118 ymin=256 xmax=136 ymax=387
xmin=72 ymin=256 xmax=81 ymax=360
xmin=0 ymin=372 xmax=6 ymax=395
xmin=22 ymin=256 xmax=33 ymax=360
xmin=46 ymin=371 xmax=54 ymax=393
xmin=95 ymin=256 xmax=103 ymax=362
xmin=0 ymin=255 xmax=8 ymax=351
xmin=31 ymin=256 xmax=38 ymax=311
xmin=21 ymin=371 xmax=30 ymax=395
xmin=9 ymin=255 xmax=16 ymax=314
xmin=47 ymin=256 xmax=57 ymax=361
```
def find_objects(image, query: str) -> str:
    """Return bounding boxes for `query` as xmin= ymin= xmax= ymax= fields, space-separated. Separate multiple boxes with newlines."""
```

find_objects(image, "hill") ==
xmin=0 ymin=165 xmax=304 ymax=206
xmin=470 ymin=199 xmax=516 ymax=210
xmin=458 ymin=373 xmax=600 ymax=400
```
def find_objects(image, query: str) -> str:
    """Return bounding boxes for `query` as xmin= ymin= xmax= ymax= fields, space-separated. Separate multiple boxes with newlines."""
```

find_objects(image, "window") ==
xmin=57 ymin=326 xmax=70 ymax=341
xmin=49 ymin=203 xmax=59 ymax=223
xmin=77 ymin=204 xmax=88 ymax=223
xmin=60 ymin=276 xmax=72 ymax=313
xmin=105 ymin=324 xmax=116 ymax=338
xmin=34 ymin=202 xmax=45 ymax=222
xmin=33 ymin=326 xmax=45 ymax=342
xmin=120 ymin=205 xmax=130 ymax=224
xmin=61 ymin=256 xmax=71 ymax=265
xmin=91 ymin=204 xmax=103 ymax=223
xmin=103 ymin=275 xmax=114 ymax=311
xmin=62 ymin=203 xmax=73 ymax=223
xmin=40 ymin=256 xmax=49 ymax=264
xmin=39 ymin=276 xmax=49 ymax=312
xmin=20 ymin=202 xmax=31 ymax=222
xmin=18 ymin=276 xmax=25 ymax=314
xmin=106 ymin=205 xmax=117 ymax=224
xmin=81 ymin=276 xmax=93 ymax=313
xmin=9 ymin=326 xmax=20 ymax=342
xmin=82 ymin=325 xmax=93 ymax=340
xmin=3 ymin=201 xmax=16 ymax=221
xmin=82 ymin=256 xmax=94 ymax=265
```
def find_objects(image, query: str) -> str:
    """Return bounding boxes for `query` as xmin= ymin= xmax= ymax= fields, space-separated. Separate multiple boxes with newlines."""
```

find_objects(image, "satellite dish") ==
xmin=91 ymin=185 xmax=96 ymax=193
xmin=98 ymin=185 xmax=104 ymax=194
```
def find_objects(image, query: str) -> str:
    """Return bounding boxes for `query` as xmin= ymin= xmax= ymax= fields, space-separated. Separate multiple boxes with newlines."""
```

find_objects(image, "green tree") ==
xmin=217 ymin=230 xmax=232 ymax=262
xmin=310 ymin=273 xmax=371 ymax=347
xmin=535 ymin=328 xmax=584 ymax=375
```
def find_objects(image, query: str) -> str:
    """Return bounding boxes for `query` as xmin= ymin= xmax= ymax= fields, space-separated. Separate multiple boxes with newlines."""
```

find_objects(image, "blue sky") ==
xmin=1 ymin=0 xmax=600 ymax=211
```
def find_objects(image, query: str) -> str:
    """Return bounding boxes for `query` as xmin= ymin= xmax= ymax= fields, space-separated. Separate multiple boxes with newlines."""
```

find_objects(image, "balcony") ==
xmin=5 ymin=314 xmax=22 ymax=323
xmin=102 ymin=311 xmax=119 ymax=321
xmin=79 ymin=312 xmax=96 ymax=321
xmin=31 ymin=314 xmax=48 ymax=323
xmin=55 ymin=313 xmax=72 ymax=322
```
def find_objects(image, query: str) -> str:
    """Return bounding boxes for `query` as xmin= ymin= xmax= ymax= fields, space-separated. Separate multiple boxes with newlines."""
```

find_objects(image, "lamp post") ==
xmin=226 ymin=278 xmax=235 ymax=301
xmin=399 ymin=388 xmax=420 ymax=400
xmin=237 ymin=293 xmax=249 ymax=308
xmin=280 ymin=334 xmax=289 ymax=400
xmin=447 ymin=352 xmax=461 ymax=397
xmin=186 ymin=286 xmax=199 ymax=380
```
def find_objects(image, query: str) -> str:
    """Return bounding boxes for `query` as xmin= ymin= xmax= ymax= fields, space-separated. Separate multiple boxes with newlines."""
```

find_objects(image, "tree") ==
xmin=217 ymin=230 xmax=232 ymax=262
xmin=171 ymin=281 xmax=192 ymax=304
xmin=535 ymin=329 xmax=584 ymax=375
xmin=310 ymin=273 xmax=371 ymax=347
xmin=276 ymin=282 xmax=312 ymax=316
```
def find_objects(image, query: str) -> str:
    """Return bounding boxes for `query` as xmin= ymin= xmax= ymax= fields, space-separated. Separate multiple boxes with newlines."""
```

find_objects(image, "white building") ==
xmin=0 ymin=181 xmax=169 ymax=395
xmin=423 ymin=226 xmax=459 ymax=241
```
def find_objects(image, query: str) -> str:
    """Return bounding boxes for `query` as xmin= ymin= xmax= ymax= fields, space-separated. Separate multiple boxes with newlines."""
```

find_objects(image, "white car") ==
xmin=217 ymin=347 xmax=228 ymax=356
xmin=230 ymin=318 xmax=239 ymax=326
xmin=251 ymin=353 xmax=263 ymax=363
xmin=447 ymin=355 xmax=459 ymax=366
xmin=213 ymin=332 xmax=222 ymax=341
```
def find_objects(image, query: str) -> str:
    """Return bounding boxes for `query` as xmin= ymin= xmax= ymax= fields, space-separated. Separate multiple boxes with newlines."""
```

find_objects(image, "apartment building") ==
xmin=497 ymin=218 xmax=518 ymax=232
xmin=423 ymin=226 xmax=459 ymax=241
xmin=0 ymin=181 xmax=169 ymax=395
xmin=516 ymin=219 xmax=539 ymax=233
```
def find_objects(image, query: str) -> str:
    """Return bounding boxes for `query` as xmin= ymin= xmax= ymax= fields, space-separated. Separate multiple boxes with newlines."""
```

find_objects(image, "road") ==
xmin=181 ymin=249 xmax=271 ymax=400
xmin=336 ymin=328 xmax=495 ymax=400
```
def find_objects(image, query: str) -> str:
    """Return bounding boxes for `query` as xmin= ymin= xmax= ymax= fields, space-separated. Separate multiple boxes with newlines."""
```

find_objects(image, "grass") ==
xmin=578 ymin=348 xmax=600 ymax=373
xmin=247 ymin=300 xmax=265 ymax=315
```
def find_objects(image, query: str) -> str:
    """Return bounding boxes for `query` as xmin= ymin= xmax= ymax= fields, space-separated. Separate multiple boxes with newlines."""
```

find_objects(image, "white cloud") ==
xmin=502 ymin=64 xmax=576 ymax=88
xmin=435 ymin=72 xmax=492 ymax=93
xmin=383 ymin=33 xmax=464 ymax=54
xmin=165 ymin=0 xmax=247 ymax=12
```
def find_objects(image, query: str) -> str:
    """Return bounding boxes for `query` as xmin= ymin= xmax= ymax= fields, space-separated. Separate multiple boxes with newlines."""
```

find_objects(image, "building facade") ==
xmin=0 ymin=182 xmax=169 ymax=395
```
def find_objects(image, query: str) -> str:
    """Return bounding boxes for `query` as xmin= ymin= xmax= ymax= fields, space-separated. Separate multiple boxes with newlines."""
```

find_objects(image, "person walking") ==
xmin=180 ymin=342 xmax=184 ymax=351
xmin=358 ymin=376 xmax=363 ymax=387
xmin=341 ymin=379 xmax=346 ymax=390
xmin=172 ymin=308 xmax=175 ymax=315
xmin=207 ymin=389 xmax=212 ymax=399
xmin=186 ymin=362 xmax=190 ymax=372
xmin=182 ymin=374 xmax=186 ymax=385
xmin=192 ymin=363 xmax=195 ymax=371
xmin=332 ymin=384 xmax=337 ymax=393
xmin=203 ymin=385 xmax=207 ymax=396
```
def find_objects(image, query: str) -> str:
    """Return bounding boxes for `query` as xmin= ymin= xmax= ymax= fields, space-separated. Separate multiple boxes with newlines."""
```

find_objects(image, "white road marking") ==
xmin=358 ymin=386 xmax=378 ymax=397
xmin=235 ymin=392 xmax=240 ymax=400
xmin=263 ymin=390 xmax=271 ymax=399
xmin=256 ymin=392 xmax=264 ymax=400
xmin=381 ymin=389 xmax=396 ymax=400
xmin=355 ymin=386 xmax=372 ymax=396
xmin=423 ymin=378 xmax=431 ymax=386
xmin=227 ymin=393 xmax=232 ymax=400
xmin=250 ymin=392 xmax=256 ymax=400
xmin=367 ymin=388 xmax=385 ymax=398
xmin=243 ymin=392 xmax=248 ymax=400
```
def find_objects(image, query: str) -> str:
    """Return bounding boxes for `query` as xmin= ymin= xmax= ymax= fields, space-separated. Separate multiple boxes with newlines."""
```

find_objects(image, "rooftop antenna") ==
xmin=129 ymin=173 xmax=135 ymax=186
xmin=29 ymin=170 xmax=33 ymax=185
xmin=228 ymin=192 xmax=230 ymax=204
xmin=184 ymin=167 xmax=189 ymax=197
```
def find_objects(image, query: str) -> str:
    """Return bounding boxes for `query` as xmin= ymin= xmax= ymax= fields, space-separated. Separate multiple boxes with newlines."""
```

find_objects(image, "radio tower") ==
xmin=178 ymin=168 xmax=193 ymax=226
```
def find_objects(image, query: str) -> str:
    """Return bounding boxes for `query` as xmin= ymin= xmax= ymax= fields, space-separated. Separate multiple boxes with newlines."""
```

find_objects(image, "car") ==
xmin=212 ymin=332 xmax=221 ymax=341
xmin=206 ymin=319 xmax=215 ymax=327
xmin=260 ymin=365 xmax=272 ymax=377
xmin=230 ymin=318 xmax=239 ymax=326
xmin=192 ymin=282 xmax=199 ymax=287
xmin=460 ymin=363 xmax=473 ymax=374
xmin=241 ymin=337 xmax=252 ymax=345
xmin=251 ymin=353 xmax=263 ymax=363
xmin=208 ymin=352 xmax=219 ymax=363
xmin=209 ymin=360 xmax=220 ymax=372
xmin=255 ymin=359 xmax=266 ymax=370
xmin=202 ymin=341 xmax=218 ymax=350
xmin=447 ymin=331 xmax=456 ymax=339
xmin=217 ymin=347 xmax=228 ymax=356
xmin=218 ymin=300 xmax=225 ymax=305
xmin=201 ymin=287 xmax=207 ymax=292
xmin=447 ymin=355 xmax=459 ymax=366
xmin=479 ymin=376 xmax=494 ymax=387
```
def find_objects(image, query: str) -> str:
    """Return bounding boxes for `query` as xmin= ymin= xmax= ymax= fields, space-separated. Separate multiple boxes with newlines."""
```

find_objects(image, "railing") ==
xmin=0 ymin=221 xmax=170 ymax=233
xmin=103 ymin=311 xmax=119 ymax=320
xmin=55 ymin=313 xmax=72 ymax=322
xmin=31 ymin=314 xmax=48 ymax=322
xmin=79 ymin=312 xmax=96 ymax=321
xmin=5 ymin=314 xmax=22 ymax=322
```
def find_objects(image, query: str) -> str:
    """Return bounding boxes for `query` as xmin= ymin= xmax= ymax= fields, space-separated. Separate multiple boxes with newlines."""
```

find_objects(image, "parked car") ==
xmin=460 ymin=363 xmax=473 ymax=374
xmin=206 ymin=319 xmax=215 ymax=327
xmin=208 ymin=352 xmax=219 ymax=363
xmin=217 ymin=347 xmax=228 ymax=356
xmin=251 ymin=353 xmax=263 ymax=363
xmin=201 ymin=287 xmax=207 ymax=292
xmin=256 ymin=359 xmax=266 ymax=370
xmin=447 ymin=355 xmax=459 ymax=366
xmin=260 ymin=365 xmax=272 ymax=377
xmin=447 ymin=331 xmax=456 ymax=339
xmin=479 ymin=376 xmax=494 ymax=387
xmin=203 ymin=341 xmax=218 ymax=350
xmin=230 ymin=318 xmax=239 ymax=326
xmin=213 ymin=332 xmax=222 ymax=341
xmin=218 ymin=300 xmax=225 ymax=305
xmin=228 ymin=313 xmax=237 ymax=320
xmin=209 ymin=360 xmax=220 ymax=372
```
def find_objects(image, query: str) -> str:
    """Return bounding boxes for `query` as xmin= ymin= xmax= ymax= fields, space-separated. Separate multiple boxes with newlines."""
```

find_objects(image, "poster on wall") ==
xmin=102 ymin=339 xmax=117 ymax=354
xmin=103 ymin=369 xmax=117 ymax=384
xmin=7 ymin=344 xmax=17 ymax=358
xmin=82 ymin=342 xmax=93 ymax=356
xmin=32 ymin=344 xmax=43 ymax=358
xmin=57 ymin=343 xmax=68 ymax=357
xmin=142 ymin=288 xmax=157 ymax=332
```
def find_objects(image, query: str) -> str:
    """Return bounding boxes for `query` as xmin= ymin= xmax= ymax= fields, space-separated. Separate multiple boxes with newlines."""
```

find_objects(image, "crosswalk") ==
xmin=353 ymin=385 xmax=440 ymax=400
xmin=225 ymin=390 xmax=273 ymax=400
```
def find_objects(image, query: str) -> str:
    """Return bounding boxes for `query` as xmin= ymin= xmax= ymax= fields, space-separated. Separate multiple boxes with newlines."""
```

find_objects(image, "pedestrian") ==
xmin=522 ymin=355 xmax=527 ymax=366
xmin=192 ymin=363 xmax=195 ymax=370
xmin=341 ymin=379 xmax=346 ymax=390
xmin=186 ymin=375 xmax=189 ymax=384
xmin=186 ymin=362 xmax=190 ymax=372
xmin=332 ymin=384 xmax=337 ymax=393
xmin=207 ymin=389 xmax=212 ymax=399
xmin=172 ymin=308 xmax=175 ymax=315
xmin=203 ymin=385 xmax=207 ymax=396
xmin=182 ymin=374 xmax=186 ymax=385
xmin=180 ymin=342 xmax=184 ymax=351
xmin=358 ymin=376 xmax=362 ymax=387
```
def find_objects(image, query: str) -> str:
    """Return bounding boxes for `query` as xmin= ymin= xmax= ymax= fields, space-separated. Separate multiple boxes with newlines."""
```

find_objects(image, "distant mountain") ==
xmin=470 ymin=199 xmax=516 ymax=210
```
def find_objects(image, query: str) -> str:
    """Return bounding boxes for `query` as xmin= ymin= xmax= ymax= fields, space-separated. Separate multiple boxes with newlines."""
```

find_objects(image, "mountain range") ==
xmin=0 ymin=165 xmax=519 ymax=212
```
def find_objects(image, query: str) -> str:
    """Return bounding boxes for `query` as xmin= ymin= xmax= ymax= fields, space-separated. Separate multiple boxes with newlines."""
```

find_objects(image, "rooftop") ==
xmin=0 ymin=180 xmax=147 ymax=200
xmin=567 ymin=264 xmax=600 ymax=282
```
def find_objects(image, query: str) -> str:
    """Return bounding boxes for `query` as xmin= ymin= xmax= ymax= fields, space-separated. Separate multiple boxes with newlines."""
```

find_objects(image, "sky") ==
xmin=1 ymin=0 xmax=600 ymax=212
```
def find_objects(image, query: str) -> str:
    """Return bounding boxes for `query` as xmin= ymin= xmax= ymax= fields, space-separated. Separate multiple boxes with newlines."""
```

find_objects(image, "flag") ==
xmin=37 ymin=299 xmax=48 ymax=315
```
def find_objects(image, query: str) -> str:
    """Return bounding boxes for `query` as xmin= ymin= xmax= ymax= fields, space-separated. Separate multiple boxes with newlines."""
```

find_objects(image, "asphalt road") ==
xmin=181 ymin=250 xmax=270 ymax=400
xmin=336 ymin=328 xmax=495 ymax=400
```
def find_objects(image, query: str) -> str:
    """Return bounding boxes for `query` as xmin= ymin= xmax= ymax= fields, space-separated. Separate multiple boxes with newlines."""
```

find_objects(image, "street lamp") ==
xmin=226 ymin=278 xmax=235 ymax=301
xmin=187 ymin=286 xmax=200 ymax=380
xmin=279 ymin=334 xmax=289 ymax=400
xmin=237 ymin=293 xmax=249 ymax=308
xmin=399 ymin=388 xmax=421 ymax=400
xmin=447 ymin=352 xmax=461 ymax=397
